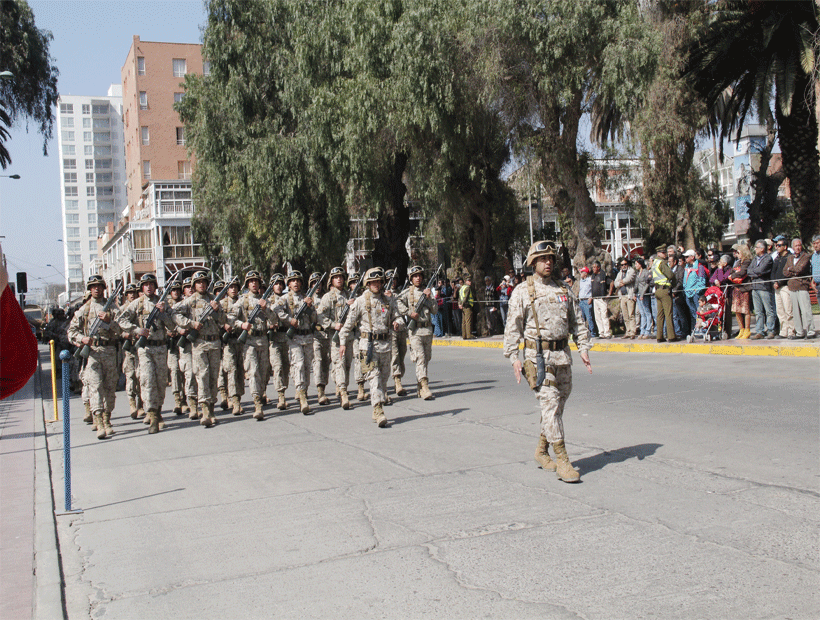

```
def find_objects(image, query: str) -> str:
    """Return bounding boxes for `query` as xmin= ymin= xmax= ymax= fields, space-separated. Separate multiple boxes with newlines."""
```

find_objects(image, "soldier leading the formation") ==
xmin=503 ymin=241 xmax=592 ymax=483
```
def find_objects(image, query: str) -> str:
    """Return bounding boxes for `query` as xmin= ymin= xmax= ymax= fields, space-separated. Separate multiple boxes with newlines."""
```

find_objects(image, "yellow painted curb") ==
xmin=431 ymin=338 xmax=820 ymax=357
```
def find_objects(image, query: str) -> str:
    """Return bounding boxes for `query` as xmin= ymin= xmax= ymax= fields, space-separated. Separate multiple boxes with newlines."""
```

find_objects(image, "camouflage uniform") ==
xmin=174 ymin=287 xmax=227 ymax=426
xmin=273 ymin=279 xmax=318 ymax=414
xmin=503 ymin=248 xmax=590 ymax=482
xmin=268 ymin=285 xmax=291 ymax=409
xmin=220 ymin=292 xmax=245 ymax=414
xmin=339 ymin=275 xmax=404 ymax=427
xmin=396 ymin=279 xmax=438 ymax=399
xmin=229 ymin=286 xmax=271 ymax=418
xmin=318 ymin=283 xmax=354 ymax=408
xmin=68 ymin=293 xmax=122 ymax=438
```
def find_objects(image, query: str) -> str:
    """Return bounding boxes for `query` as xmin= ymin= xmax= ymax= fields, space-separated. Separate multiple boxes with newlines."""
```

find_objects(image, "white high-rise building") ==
xmin=55 ymin=85 xmax=127 ymax=298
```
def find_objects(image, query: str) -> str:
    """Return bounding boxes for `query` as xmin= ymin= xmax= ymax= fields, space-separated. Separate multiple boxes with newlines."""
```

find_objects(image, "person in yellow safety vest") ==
xmin=652 ymin=244 xmax=678 ymax=343
xmin=458 ymin=276 xmax=476 ymax=340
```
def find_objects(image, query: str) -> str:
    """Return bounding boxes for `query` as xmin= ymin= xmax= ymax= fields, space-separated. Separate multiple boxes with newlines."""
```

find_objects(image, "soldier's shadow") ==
xmin=573 ymin=443 xmax=663 ymax=476
xmin=426 ymin=379 xmax=496 ymax=399
xmin=389 ymin=407 xmax=469 ymax=426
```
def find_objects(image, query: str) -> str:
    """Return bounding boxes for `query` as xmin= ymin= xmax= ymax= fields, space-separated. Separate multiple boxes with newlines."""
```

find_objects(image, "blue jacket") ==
xmin=683 ymin=260 xmax=708 ymax=296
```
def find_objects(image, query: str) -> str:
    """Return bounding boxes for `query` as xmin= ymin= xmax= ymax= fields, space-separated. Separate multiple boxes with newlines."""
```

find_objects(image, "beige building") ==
xmin=101 ymin=36 xmax=208 ymax=287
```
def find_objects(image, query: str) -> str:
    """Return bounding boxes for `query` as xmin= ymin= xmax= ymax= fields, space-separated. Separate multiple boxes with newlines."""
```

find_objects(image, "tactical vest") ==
xmin=652 ymin=259 xmax=670 ymax=286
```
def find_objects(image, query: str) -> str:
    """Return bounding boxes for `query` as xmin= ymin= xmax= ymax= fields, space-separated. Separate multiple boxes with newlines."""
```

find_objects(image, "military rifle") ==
xmin=74 ymin=281 xmax=124 ymax=359
xmin=332 ymin=274 xmax=364 ymax=344
xmin=237 ymin=279 xmax=277 ymax=344
xmin=186 ymin=275 xmax=238 ymax=343
xmin=385 ymin=267 xmax=398 ymax=292
xmin=406 ymin=264 xmax=443 ymax=331
xmin=286 ymin=272 xmax=326 ymax=339
xmin=135 ymin=271 xmax=182 ymax=349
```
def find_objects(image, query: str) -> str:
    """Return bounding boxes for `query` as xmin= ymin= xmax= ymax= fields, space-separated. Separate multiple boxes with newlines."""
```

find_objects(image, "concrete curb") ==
xmin=33 ymin=358 xmax=67 ymax=620
xmin=432 ymin=337 xmax=820 ymax=357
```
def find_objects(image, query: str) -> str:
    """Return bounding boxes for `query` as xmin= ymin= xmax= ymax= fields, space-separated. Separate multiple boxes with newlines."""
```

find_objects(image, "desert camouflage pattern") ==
xmin=229 ymin=291 xmax=270 ymax=398
xmin=396 ymin=285 xmax=438 ymax=337
xmin=273 ymin=290 xmax=318 ymax=393
xmin=174 ymin=291 xmax=227 ymax=404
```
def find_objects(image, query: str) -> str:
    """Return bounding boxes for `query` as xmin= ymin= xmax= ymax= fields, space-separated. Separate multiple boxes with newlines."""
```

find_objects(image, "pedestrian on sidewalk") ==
xmin=613 ymin=258 xmax=637 ymax=338
xmin=652 ymin=245 xmax=677 ymax=342
xmin=459 ymin=276 xmax=476 ymax=340
xmin=747 ymin=240 xmax=776 ymax=339
xmin=590 ymin=261 xmax=611 ymax=339
xmin=729 ymin=243 xmax=753 ymax=339
xmin=683 ymin=249 xmax=709 ymax=337
xmin=772 ymin=238 xmax=794 ymax=338
xmin=0 ymin=244 xmax=37 ymax=399
xmin=783 ymin=238 xmax=815 ymax=339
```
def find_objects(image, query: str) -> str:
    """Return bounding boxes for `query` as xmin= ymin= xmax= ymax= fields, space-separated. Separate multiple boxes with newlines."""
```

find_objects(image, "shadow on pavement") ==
xmin=428 ymin=379 xmax=497 ymax=399
xmin=83 ymin=487 xmax=185 ymax=511
xmin=573 ymin=443 xmax=663 ymax=475
xmin=389 ymin=407 xmax=469 ymax=426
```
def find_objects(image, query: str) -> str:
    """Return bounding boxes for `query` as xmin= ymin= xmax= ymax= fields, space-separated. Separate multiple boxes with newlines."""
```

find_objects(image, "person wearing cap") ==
xmin=228 ymin=270 xmax=272 ymax=419
xmin=173 ymin=271 xmax=227 ymax=427
xmin=396 ymin=265 xmax=439 ymax=400
xmin=347 ymin=272 xmax=369 ymax=402
xmin=746 ymin=240 xmax=776 ymax=339
xmin=503 ymin=240 xmax=592 ymax=483
xmin=652 ymin=245 xmax=677 ymax=342
xmin=118 ymin=274 xmax=178 ymax=434
xmin=318 ymin=267 xmax=354 ymax=409
xmin=119 ymin=283 xmax=145 ymax=419
xmin=682 ymin=249 xmax=709 ymax=338
xmin=218 ymin=277 xmax=245 ymax=414
xmin=613 ymin=257 xmax=637 ymax=338
xmin=576 ymin=266 xmax=597 ymax=337
xmin=273 ymin=270 xmax=319 ymax=414
xmin=266 ymin=273 xmax=291 ymax=410
xmin=338 ymin=267 xmax=405 ymax=428
xmin=458 ymin=275 xmax=476 ymax=339
xmin=165 ymin=279 xmax=187 ymax=416
xmin=308 ymin=272 xmax=333 ymax=407
xmin=68 ymin=275 xmax=123 ymax=439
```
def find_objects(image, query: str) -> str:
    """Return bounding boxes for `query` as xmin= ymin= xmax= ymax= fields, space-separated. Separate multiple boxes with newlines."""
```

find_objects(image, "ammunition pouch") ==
xmin=523 ymin=359 xmax=558 ymax=390
xmin=360 ymin=349 xmax=376 ymax=374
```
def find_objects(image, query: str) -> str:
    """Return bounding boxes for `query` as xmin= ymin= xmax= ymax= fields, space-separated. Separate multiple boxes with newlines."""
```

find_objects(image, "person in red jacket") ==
xmin=0 ymin=244 xmax=38 ymax=399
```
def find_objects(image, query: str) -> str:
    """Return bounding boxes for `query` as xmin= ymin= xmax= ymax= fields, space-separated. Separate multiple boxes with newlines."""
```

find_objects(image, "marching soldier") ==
xmin=273 ymin=270 xmax=318 ymax=415
xmin=219 ymin=279 xmax=245 ymax=415
xmin=309 ymin=271 xmax=332 ymax=405
xmin=68 ymin=275 xmax=122 ymax=439
xmin=396 ymin=265 xmax=438 ymax=400
xmin=385 ymin=269 xmax=407 ymax=399
xmin=212 ymin=279 xmax=230 ymax=410
xmin=166 ymin=279 xmax=187 ymax=415
xmin=229 ymin=270 xmax=271 ymax=420
xmin=318 ymin=267 xmax=354 ymax=409
xmin=173 ymin=271 xmax=227 ymax=428
xmin=178 ymin=276 xmax=199 ymax=417
xmin=348 ymin=272 xmax=369 ymax=402
xmin=267 ymin=273 xmax=290 ymax=410
xmin=503 ymin=241 xmax=592 ymax=483
xmin=338 ymin=268 xmax=404 ymax=428
xmin=117 ymin=273 xmax=177 ymax=434
xmin=120 ymin=283 xmax=144 ymax=419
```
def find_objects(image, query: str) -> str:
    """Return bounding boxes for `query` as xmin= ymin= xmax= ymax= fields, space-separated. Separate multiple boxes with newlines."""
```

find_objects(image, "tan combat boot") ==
xmin=219 ymin=388 xmax=229 ymax=410
xmin=552 ymin=439 xmax=580 ymax=483
xmin=419 ymin=378 xmax=434 ymax=400
xmin=83 ymin=401 xmax=93 ymax=424
xmin=173 ymin=392 xmax=183 ymax=415
xmin=103 ymin=412 xmax=115 ymax=438
xmin=253 ymin=395 xmax=264 ymax=421
xmin=298 ymin=390 xmax=311 ymax=415
xmin=137 ymin=404 xmax=146 ymax=419
xmin=180 ymin=399 xmax=189 ymax=414
xmin=534 ymin=435 xmax=557 ymax=471
xmin=148 ymin=409 xmax=160 ymax=434
xmin=340 ymin=389 xmax=350 ymax=410
xmin=394 ymin=377 xmax=407 ymax=396
xmin=94 ymin=413 xmax=106 ymax=440
xmin=129 ymin=397 xmax=139 ymax=419
xmin=157 ymin=412 xmax=166 ymax=430
xmin=335 ymin=386 xmax=340 ymax=398
xmin=232 ymin=396 xmax=242 ymax=415
xmin=277 ymin=390 xmax=287 ymax=411
xmin=317 ymin=385 xmax=330 ymax=405
xmin=188 ymin=396 xmax=199 ymax=419
xmin=357 ymin=382 xmax=367 ymax=401
xmin=201 ymin=402 xmax=214 ymax=427
xmin=372 ymin=403 xmax=387 ymax=428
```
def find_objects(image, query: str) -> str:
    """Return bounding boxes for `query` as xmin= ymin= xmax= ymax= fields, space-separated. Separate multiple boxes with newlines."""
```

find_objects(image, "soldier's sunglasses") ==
xmin=533 ymin=241 xmax=556 ymax=252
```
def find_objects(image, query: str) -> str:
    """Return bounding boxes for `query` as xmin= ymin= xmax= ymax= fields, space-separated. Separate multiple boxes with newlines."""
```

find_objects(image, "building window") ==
xmin=87 ymin=186 xmax=95 ymax=196
xmin=66 ymin=227 xmax=80 ymax=238
xmin=97 ymin=186 xmax=113 ymax=196
xmin=82 ymin=117 xmax=91 ymax=128
xmin=84 ymin=145 xmax=93 ymax=156
xmin=143 ymin=160 xmax=151 ymax=179
xmin=83 ymin=131 xmax=92 ymax=142
xmin=96 ymin=172 xmax=112 ymax=183
xmin=60 ymin=103 xmax=73 ymax=114
xmin=63 ymin=158 xmax=76 ymax=170
xmin=178 ymin=160 xmax=192 ymax=180
xmin=87 ymin=213 xmax=97 ymax=224
xmin=66 ymin=213 xmax=79 ymax=224
xmin=92 ymin=104 xmax=108 ymax=115
xmin=139 ymin=91 xmax=148 ymax=110
xmin=85 ymin=159 xmax=94 ymax=169
xmin=141 ymin=126 xmax=149 ymax=145
xmin=62 ymin=144 xmax=75 ymax=156
xmin=67 ymin=240 xmax=80 ymax=252
xmin=203 ymin=61 xmax=211 ymax=76
xmin=64 ymin=172 xmax=77 ymax=183
xmin=176 ymin=127 xmax=185 ymax=145
xmin=88 ymin=227 xmax=98 ymax=237
xmin=89 ymin=240 xmax=97 ymax=252
xmin=68 ymin=254 xmax=82 ymax=266
xmin=137 ymin=56 xmax=145 ymax=75
xmin=95 ymin=159 xmax=112 ymax=169
xmin=94 ymin=145 xmax=111 ymax=156
xmin=93 ymin=118 xmax=110 ymax=128
xmin=65 ymin=186 xmax=78 ymax=197
xmin=173 ymin=92 xmax=184 ymax=103
xmin=61 ymin=130 xmax=74 ymax=142
xmin=82 ymin=104 xmax=90 ymax=115
xmin=87 ymin=200 xmax=96 ymax=209
xmin=65 ymin=200 xmax=79 ymax=211
xmin=62 ymin=117 xmax=74 ymax=128
xmin=173 ymin=58 xmax=187 ymax=77
xmin=95 ymin=132 xmax=111 ymax=142
xmin=86 ymin=172 xmax=94 ymax=183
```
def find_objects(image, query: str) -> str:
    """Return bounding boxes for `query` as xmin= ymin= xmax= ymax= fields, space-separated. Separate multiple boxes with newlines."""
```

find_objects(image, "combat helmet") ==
xmin=364 ymin=267 xmax=385 ymax=284
xmin=244 ymin=270 xmax=263 ymax=288
xmin=408 ymin=265 xmax=424 ymax=279
xmin=525 ymin=240 xmax=557 ymax=267
xmin=308 ymin=271 xmax=323 ymax=287
xmin=86 ymin=274 xmax=106 ymax=290
xmin=125 ymin=282 xmax=140 ymax=295
xmin=192 ymin=270 xmax=210 ymax=286
xmin=270 ymin=272 xmax=285 ymax=286
xmin=287 ymin=270 xmax=304 ymax=284
xmin=139 ymin=273 xmax=159 ymax=290
xmin=329 ymin=266 xmax=346 ymax=279
xmin=182 ymin=277 xmax=193 ymax=291
xmin=213 ymin=280 xmax=226 ymax=294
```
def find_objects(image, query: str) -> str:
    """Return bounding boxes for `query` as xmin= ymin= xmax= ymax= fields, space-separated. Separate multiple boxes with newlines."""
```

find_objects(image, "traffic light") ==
xmin=16 ymin=272 xmax=27 ymax=294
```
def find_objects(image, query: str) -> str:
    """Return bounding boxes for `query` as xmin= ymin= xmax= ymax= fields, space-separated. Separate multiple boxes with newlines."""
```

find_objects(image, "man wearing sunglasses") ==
xmin=504 ymin=240 xmax=592 ymax=483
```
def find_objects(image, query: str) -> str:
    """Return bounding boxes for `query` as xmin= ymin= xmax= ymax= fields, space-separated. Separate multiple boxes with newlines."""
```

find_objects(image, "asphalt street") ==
xmin=44 ymin=347 xmax=819 ymax=619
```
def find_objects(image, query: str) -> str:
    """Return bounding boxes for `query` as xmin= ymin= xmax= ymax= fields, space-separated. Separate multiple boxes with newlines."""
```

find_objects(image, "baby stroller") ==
xmin=687 ymin=285 xmax=727 ymax=343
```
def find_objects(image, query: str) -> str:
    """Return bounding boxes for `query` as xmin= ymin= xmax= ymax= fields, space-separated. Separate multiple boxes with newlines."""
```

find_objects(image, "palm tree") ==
xmin=684 ymin=0 xmax=819 ymax=242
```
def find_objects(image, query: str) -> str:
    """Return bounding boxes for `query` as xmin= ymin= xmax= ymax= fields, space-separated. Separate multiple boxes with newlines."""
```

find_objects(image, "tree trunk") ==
xmin=372 ymin=151 xmax=410 ymax=283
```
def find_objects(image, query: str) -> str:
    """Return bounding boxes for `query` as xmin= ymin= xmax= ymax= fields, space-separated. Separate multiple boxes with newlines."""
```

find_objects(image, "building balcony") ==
xmin=134 ymin=249 xmax=154 ymax=263
xmin=158 ymin=200 xmax=193 ymax=217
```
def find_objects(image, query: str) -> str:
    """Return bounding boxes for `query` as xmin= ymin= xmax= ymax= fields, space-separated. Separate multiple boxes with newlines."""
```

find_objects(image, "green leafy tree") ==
xmin=0 ymin=0 xmax=59 ymax=167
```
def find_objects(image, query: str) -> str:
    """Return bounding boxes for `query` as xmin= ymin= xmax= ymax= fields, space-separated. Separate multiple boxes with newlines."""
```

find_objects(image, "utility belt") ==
xmin=293 ymin=328 xmax=312 ymax=336
xmin=249 ymin=328 xmax=268 ymax=337
xmin=655 ymin=284 xmax=670 ymax=290
xmin=89 ymin=337 xmax=118 ymax=347
xmin=146 ymin=338 xmax=166 ymax=346
xmin=524 ymin=338 xmax=567 ymax=351
xmin=200 ymin=334 xmax=221 ymax=342
xmin=362 ymin=332 xmax=390 ymax=341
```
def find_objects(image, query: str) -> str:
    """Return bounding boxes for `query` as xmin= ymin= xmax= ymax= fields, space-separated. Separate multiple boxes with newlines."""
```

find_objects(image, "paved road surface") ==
xmin=44 ymin=347 xmax=819 ymax=619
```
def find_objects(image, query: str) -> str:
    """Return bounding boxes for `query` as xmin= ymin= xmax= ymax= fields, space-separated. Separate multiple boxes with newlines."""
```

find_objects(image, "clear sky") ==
xmin=0 ymin=0 xmax=205 ymax=304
